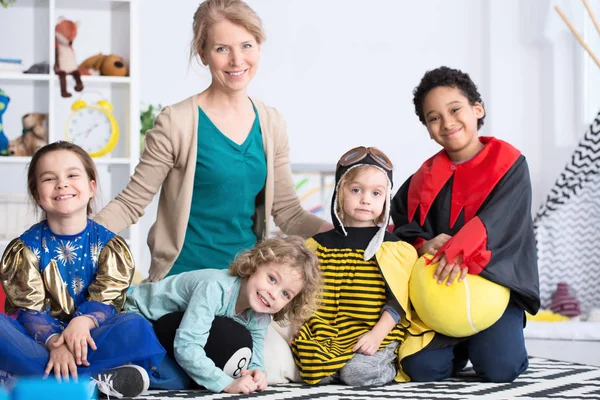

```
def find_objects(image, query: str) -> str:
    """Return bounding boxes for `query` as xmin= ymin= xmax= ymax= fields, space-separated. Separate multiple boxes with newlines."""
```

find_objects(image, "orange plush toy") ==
xmin=55 ymin=17 xmax=84 ymax=98
xmin=78 ymin=53 xmax=128 ymax=77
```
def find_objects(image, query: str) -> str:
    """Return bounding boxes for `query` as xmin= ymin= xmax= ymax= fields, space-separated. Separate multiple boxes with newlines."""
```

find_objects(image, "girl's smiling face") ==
xmin=237 ymin=262 xmax=304 ymax=315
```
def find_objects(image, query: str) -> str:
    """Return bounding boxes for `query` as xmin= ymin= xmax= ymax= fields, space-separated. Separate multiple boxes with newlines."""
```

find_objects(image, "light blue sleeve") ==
xmin=173 ymin=280 xmax=233 ymax=393
xmin=124 ymin=275 xmax=188 ymax=320
xmin=246 ymin=316 xmax=270 ymax=372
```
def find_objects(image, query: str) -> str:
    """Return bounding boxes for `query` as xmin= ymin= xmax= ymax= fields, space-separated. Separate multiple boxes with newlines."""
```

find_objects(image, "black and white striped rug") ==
xmin=133 ymin=357 xmax=600 ymax=400
xmin=534 ymin=110 xmax=600 ymax=313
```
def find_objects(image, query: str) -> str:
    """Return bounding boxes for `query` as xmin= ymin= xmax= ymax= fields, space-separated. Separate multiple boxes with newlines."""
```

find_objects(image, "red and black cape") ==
xmin=391 ymin=137 xmax=540 ymax=314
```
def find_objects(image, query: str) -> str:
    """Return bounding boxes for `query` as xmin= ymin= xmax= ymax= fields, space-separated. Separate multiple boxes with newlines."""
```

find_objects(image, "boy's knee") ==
xmin=476 ymin=355 xmax=528 ymax=383
xmin=402 ymin=357 xmax=452 ymax=382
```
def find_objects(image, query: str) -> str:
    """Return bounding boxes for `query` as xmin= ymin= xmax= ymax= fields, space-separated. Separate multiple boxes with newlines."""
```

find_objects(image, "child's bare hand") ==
xmin=242 ymin=369 xmax=267 ymax=391
xmin=53 ymin=316 xmax=97 ymax=366
xmin=223 ymin=375 xmax=258 ymax=394
xmin=420 ymin=234 xmax=452 ymax=256
xmin=432 ymin=254 xmax=468 ymax=285
xmin=352 ymin=331 xmax=383 ymax=356
xmin=45 ymin=340 xmax=78 ymax=382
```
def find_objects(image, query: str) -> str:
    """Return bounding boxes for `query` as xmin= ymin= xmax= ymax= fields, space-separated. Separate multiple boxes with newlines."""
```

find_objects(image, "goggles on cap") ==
xmin=337 ymin=146 xmax=393 ymax=171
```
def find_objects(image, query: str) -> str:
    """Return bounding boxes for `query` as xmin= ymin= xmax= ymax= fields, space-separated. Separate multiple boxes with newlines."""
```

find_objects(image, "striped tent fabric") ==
xmin=533 ymin=110 xmax=600 ymax=313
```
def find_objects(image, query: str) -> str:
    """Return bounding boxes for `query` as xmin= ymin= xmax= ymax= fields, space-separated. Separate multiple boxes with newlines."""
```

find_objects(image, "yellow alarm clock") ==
xmin=65 ymin=99 xmax=119 ymax=157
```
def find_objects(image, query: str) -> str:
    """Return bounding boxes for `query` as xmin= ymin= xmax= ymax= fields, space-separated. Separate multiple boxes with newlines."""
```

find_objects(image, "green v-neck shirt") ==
xmin=169 ymin=105 xmax=267 ymax=275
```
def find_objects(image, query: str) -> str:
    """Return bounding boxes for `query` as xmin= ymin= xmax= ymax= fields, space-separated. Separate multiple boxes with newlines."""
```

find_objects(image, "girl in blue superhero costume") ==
xmin=0 ymin=141 xmax=165 ymax=398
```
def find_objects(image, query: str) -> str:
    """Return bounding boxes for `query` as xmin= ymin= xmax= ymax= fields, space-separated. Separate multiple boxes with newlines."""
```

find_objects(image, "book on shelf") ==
xmin=0 ymin=58 xmax=23 ymax=74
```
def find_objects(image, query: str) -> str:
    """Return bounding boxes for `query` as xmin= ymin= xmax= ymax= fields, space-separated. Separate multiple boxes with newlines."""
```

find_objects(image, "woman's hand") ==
xmin=53 ymin=315 xmax=97 ymax=366
xmin=223 ymin=375 xmax=258 ymax=394
xmin=45 ymin=335 xmax=78 ymax=382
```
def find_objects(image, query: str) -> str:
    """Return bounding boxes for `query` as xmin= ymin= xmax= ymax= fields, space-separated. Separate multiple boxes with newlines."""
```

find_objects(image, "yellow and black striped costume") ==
xmin=291 ymin=227 xmax=420 ymax=384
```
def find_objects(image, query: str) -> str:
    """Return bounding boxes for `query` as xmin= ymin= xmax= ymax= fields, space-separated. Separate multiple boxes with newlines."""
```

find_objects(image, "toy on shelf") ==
xmin=24 ymin=62 xmax=50 ymax=75
xmin=65 ymin=95 xmax=119 ymax=157
xmin=78 ymin=53 xmax=128 ymax=77
xmin=54 ymin=17 xmax=84 ymax=98
xmin=0 ymin=89 xmax=9 ymax=155
xmin=7 ymin=113 xmax=48 ymax=157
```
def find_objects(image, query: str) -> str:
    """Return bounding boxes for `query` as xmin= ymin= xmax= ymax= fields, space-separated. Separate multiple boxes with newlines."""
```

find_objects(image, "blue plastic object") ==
xmin=11 ymin=378 xmax=90 ymax=400
xmin=0 ymin=89 xmax=9 ymax=155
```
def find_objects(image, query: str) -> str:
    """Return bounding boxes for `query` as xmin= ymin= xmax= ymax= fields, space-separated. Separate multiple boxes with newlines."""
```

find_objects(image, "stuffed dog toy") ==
xmin=8 ymin=113 xmax=48 ymax=156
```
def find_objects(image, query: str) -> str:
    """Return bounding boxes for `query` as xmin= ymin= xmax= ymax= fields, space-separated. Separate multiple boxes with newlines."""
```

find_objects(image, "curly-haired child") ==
xmin=125 ymin=236 xmax=322 ymax=394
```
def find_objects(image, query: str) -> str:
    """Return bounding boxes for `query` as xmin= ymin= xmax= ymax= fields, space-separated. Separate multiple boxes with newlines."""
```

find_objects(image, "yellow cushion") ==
xmin=409 ymin=255 xmax=510 ymax=337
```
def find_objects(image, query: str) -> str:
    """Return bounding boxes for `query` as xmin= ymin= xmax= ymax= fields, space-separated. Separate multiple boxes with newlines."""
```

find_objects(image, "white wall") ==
xmin=133 ymin=0 xmax=597 ymax=275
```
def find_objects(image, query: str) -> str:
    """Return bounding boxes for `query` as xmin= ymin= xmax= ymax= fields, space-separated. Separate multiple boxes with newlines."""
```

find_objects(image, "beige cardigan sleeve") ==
xmin=94 ymin=108 xmax=175 ymax=234
xmin=269 ymin=110 xmax=324 ymax=238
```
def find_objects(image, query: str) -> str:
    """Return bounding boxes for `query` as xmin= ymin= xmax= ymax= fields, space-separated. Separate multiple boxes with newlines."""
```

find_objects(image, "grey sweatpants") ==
xmin=319 ymin=341 xmax=399 ymax=386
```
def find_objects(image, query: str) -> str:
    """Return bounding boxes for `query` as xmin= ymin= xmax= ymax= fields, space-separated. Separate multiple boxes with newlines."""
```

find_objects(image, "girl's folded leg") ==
xmin=0 ymin=313 xmax=48 ymax=376
xmin=81 ymin=313 xmax=165 ymax=377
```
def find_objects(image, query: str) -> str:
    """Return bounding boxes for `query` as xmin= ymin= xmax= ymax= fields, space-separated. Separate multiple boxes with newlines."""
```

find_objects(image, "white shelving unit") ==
xmin=0 ymin=0 xmax=142 ymax=266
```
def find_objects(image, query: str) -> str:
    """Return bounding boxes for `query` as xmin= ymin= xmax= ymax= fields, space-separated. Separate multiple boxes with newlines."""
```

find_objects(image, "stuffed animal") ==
xmin=78 ymin=53 xmax=127 ymax=77
xmin=55 ymin=17 xmax=84 ymax=98
xmin=8 ymin=136 xmax=27 ymax=156
xmin=7 ymin=113 xmax=48 ymax=157
xmin=153 ymin=312 xmax=253 ymax=384
xmin=409 ymin=254 xmax=510 ymax=337
xmin=0 ymin=89 xmax=9 ymax=155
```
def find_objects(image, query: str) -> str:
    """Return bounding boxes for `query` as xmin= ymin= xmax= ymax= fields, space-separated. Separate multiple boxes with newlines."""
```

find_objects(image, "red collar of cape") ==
xmin=407 ymin=136 xmax=521 ymax=229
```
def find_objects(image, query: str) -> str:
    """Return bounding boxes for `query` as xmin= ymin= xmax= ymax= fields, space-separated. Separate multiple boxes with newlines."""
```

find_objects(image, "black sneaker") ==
xmin=91 ymin=364 xmax=149 ymax=399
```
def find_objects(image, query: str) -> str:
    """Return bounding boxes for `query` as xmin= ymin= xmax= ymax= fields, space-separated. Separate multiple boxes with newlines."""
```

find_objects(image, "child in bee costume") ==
xmin=291 ymin=147 xmax=423 ymax=386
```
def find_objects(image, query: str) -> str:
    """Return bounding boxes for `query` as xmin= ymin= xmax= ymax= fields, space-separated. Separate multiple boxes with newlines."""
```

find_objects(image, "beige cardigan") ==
xmin=95 ymin=95 xmax=324 ymax=281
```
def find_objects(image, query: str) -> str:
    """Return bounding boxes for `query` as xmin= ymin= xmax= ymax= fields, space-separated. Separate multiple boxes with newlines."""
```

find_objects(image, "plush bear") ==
xmin=7 ymin=113 xmax=48 ymax=157
xmin=78 ymin=53 xmax=127 ymax=77
xmin=55 ymin=17 xmax=84 ymax=97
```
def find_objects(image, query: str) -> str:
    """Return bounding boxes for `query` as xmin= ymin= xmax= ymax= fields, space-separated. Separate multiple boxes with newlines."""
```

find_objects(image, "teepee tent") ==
xmin=534 ymin=113 xmax=600 ymax=312
xmin=534 ymin=0 xmax=600 ymax=313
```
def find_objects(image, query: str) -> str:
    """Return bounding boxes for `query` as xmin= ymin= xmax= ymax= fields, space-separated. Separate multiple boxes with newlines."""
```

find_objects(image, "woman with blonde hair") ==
xmin=95 ymin=0 xmax=331 ymax=281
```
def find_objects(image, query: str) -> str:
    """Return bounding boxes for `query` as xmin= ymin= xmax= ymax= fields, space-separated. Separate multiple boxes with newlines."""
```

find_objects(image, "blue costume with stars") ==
xmin=0 ymin=220 xmax=165 ymax=377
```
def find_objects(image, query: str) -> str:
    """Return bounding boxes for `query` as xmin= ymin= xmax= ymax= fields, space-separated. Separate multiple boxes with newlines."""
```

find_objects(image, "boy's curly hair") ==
xmin=229 ymin=236 xmax=322 ymax=327
xmin=413 ymin=66 xmax=486 ymax=130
